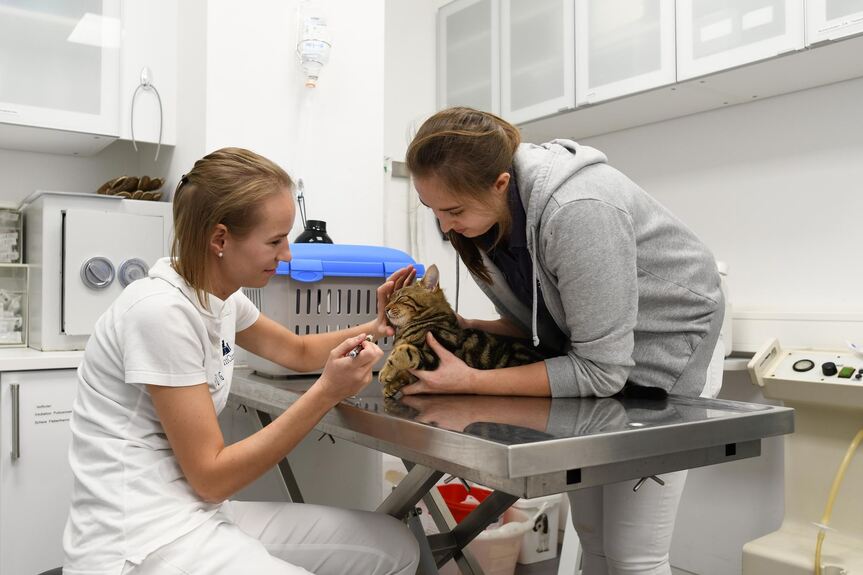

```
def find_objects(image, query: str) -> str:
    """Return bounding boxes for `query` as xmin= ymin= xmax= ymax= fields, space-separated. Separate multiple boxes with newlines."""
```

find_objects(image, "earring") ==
xmin=218 ymin=252 xmax=223 ymax=258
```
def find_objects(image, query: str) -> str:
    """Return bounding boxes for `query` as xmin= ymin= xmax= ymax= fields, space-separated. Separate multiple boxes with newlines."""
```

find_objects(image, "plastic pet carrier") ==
xmin=243 ymin=243 xmax=424 ymax=377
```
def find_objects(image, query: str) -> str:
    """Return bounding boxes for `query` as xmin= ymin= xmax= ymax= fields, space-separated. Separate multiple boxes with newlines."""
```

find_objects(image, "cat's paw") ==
xmin=388 ymin=344 xmax=421 ymax=371
xmin=382 ymin=379 xmax=402 ymax=398
xmin=378 ymin=362 xmax=396 ymax=385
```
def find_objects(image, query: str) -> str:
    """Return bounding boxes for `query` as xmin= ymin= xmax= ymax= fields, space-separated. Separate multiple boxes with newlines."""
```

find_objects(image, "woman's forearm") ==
xmin=467 ymin=361 xmax=551 ymax=396
xmin=203 ymin=384 xmax=337 ymax=502
xmin=292 ymin=320 xmax=377 ymax=372
xmin=466 ymin=317 xmax=528 ymax=338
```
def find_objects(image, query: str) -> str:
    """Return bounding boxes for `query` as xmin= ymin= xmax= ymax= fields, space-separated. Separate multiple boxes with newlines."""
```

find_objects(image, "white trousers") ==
xmin=123 ymin=500 xmax=420 ymax=575
xmin=567 ymin=341 xmax=725 ymax=575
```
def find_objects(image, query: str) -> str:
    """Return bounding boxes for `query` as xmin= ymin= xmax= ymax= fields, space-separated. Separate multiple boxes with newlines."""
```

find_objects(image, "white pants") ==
xmin=123 ymin=500 xmax=420 ymax=575
xmin=568 ymin=340 xmax=725 ymax=575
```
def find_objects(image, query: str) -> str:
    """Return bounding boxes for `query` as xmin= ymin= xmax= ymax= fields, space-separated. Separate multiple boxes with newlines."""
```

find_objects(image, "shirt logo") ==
xmin=221 ymin=339 xmax=234 ymax=367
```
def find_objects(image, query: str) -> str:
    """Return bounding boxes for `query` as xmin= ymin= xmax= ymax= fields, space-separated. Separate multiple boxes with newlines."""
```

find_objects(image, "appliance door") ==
xmin=0 ymin=369 xmax=78 ymax=575
xmin=62 ymin=209 xmax=164 ymax=335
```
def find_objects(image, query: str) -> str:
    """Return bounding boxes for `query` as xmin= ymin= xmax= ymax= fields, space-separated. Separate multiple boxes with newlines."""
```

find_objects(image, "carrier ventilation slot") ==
xmin=243 ymin=288 xmax=263 ymax=310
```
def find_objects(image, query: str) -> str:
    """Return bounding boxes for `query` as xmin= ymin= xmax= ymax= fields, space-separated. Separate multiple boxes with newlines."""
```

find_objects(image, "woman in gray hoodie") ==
xmin=402 ymin=107 xmax=725 ymax=575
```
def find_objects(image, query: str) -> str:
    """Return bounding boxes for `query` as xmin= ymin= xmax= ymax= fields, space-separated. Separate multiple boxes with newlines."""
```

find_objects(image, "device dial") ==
xmin=80 ymin=257 xmax=115 ymax=289
xmin=118 ymin=258 xmax=150 ymax=287
xmin=792 ymin=359 xmax=814 ymax=373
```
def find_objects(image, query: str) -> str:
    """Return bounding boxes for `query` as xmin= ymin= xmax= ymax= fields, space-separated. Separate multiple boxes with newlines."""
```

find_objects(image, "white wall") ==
xmin=165 ymin=0 xmax=208 ymax=199
xmin=581 ymin=77 xmax=863 ymax=350
xmin=204 ymin=0 xmax=386 ymax=246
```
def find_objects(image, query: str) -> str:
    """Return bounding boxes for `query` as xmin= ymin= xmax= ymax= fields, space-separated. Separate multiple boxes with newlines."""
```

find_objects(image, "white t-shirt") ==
xmin=62 ymin=258 xmax=260 ymax=575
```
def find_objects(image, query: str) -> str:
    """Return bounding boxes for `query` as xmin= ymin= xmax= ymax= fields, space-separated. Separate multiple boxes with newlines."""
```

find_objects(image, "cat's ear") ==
xmin=420 ymin=264 xmax=440 ymax=291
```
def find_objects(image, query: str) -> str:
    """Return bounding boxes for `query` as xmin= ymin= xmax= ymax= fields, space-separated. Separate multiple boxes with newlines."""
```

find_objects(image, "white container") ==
xmin=439 ymin=507 xmax=531 ymax=575
xmin=511 ymin=494 xmax=562 ymax=565
xmin=716 ymin=261 xmax=733 ymax=357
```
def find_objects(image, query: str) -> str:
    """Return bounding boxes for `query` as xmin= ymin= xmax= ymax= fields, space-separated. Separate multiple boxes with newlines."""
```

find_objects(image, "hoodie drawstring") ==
xmin=530 ymin=225 xmax=541 ymax=348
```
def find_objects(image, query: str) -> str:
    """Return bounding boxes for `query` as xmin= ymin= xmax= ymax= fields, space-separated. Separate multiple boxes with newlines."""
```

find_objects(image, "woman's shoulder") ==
xmin=113 ymin=277 xmax=203 ymax=326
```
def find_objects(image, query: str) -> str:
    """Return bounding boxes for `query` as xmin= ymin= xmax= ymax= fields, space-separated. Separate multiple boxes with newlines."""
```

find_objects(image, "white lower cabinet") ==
xmin=0 ymin=369 xmax=78 ymax=575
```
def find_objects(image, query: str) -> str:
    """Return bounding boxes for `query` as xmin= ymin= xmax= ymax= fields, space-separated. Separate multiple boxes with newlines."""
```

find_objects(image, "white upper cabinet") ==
xmin=575 ymin=0 xmax=676 ymax=105
xmin=806 ymin=0 xmax=863 ymax=44
xmin=119 ymin=0 xmax=177 ymax=147
xmin=676 ymin=0 xmax=805 ymax=81
xmin=501 ymin=0 xmax=574 ymax=123
xmin=438 ymin=0 xmax=500 ymax=114
xmin=0 ymin=0 xmax=120 ymax=137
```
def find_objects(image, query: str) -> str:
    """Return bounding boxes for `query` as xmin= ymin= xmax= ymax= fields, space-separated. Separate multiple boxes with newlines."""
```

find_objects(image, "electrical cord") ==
xmin=130 ymin=67 xmax=163 ymax=162
xmin=814 ymin=428 xmax=863 ymax=574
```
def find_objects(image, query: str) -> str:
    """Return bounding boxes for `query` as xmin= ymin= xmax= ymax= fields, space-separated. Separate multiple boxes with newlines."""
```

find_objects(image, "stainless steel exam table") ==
xmin=228 ymin=369 xmax=793 ymax=575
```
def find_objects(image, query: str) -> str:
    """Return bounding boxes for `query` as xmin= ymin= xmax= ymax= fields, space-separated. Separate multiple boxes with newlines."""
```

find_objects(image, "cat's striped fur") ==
xmin=378 ymin=264 xmax=544 ymax=397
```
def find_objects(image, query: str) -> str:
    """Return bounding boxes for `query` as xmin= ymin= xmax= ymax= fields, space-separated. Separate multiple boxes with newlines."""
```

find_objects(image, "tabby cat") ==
xmin=378 ymin=264 xmax=545 ymax=397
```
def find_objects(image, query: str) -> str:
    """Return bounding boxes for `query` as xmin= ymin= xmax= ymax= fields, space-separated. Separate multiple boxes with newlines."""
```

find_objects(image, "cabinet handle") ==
xmin=10 ymin=383 xmax=19 ymax=460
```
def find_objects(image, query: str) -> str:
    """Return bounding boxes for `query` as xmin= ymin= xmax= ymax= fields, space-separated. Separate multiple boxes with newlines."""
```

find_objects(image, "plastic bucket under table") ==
xmin=437 ymin=484 xmax=532 ymax=575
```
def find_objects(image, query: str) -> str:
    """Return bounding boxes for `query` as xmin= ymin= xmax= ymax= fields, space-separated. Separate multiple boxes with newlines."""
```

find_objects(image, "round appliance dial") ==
xmin=792 ymin=359 xmax=814 ymax=373
xmin=119 ymin=258 xmax=150 ymax=287
xmin=80 ymin=257 xmax=115 ymax=289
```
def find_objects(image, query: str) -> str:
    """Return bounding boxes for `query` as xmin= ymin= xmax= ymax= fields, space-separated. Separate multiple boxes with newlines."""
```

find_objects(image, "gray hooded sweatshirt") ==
xmin=471 ymin=140 xmax=724 ymax=398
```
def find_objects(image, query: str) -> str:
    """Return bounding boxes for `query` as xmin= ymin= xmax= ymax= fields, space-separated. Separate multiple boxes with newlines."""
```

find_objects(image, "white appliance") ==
xmin=23 ymin=191 xmax=173 ymax=351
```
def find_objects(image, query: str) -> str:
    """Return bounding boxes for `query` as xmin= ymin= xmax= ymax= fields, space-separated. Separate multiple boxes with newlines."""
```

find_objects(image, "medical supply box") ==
xmin=244 ymin=243 xmax=424 ymax=378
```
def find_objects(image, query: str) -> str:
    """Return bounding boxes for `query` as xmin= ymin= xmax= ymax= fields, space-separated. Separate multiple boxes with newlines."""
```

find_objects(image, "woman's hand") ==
xmin=401 ymin=332 xmax=477 ymax=395
xmin=370 ymin=265 xmax=416 ymax=340
xmin=455 ymin=313 xmax=472 ymax=330
xmin=316 ymin=334 xmax=384 ymax=405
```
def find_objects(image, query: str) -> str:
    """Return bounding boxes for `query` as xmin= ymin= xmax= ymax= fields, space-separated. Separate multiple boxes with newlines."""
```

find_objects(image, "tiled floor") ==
xmin=515 ymin=556 xmax=560 ymax=574
xmin=511 ymin=554 xmax=698 ymax=575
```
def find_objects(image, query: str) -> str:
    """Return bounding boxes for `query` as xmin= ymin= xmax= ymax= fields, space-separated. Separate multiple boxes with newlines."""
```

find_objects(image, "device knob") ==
xmin=81 ymin=257 xmax=115 ymax=289
xmin=118 ymin=258 xmax=150 ymax=287
xmin=821 ymin=362 xmax=838 ymax=376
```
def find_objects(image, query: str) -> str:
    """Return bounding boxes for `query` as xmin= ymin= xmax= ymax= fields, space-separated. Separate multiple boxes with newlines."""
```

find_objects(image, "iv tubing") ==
xmin=814 ymin=428 xmax=863 ymax=575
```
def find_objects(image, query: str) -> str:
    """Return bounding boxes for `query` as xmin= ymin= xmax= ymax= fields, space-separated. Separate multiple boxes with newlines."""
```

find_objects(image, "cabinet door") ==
xmin=0 ymin=369 xmax=78 ymax=575
xmin=438 ymin=0 xmax=500 ymax=113
xmin=501 ymin=0 xmax=574 ymax=123
xmin=676 ymin=0 xmax=805 ymax=81
xmin=0 ymin=0 xmax=120 ymax=136
xmin=119 ymin=0 xmax=177 ymax=146
xmin=806 ymin=0 xmax=863 ymax=44
xmin=575 ymin=0 xmax=676 ymax=105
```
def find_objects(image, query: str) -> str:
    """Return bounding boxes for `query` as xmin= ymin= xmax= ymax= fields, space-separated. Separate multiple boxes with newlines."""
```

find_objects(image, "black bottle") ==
xmin=295 ymin=219 xmax=333 ymax=243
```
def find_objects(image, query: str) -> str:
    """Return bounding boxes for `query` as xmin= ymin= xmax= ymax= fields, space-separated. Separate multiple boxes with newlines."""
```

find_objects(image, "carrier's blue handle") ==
xmin=291 ymin=270 xmax=325 ymax=282
xmin=274 ymin=244 xmax=425 ymax=282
